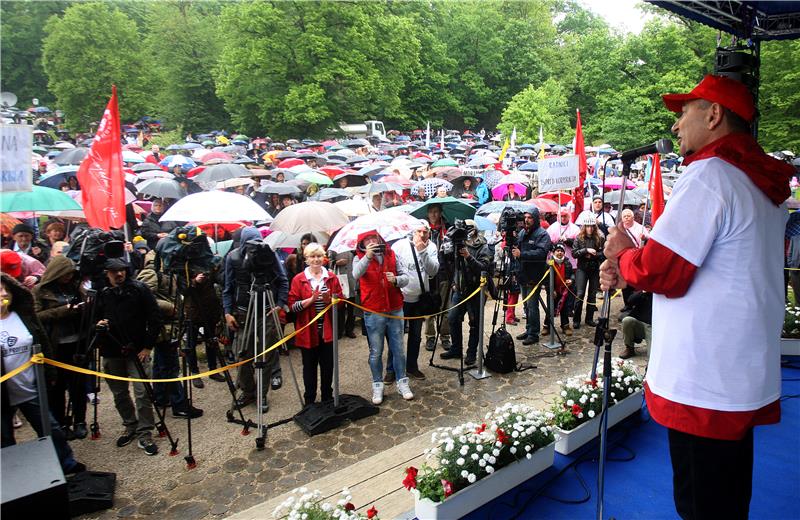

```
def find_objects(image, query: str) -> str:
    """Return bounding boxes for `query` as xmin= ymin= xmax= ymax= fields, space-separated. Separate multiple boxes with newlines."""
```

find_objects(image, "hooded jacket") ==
xmin=222 ymin=227 xmax=288 ymax=314
xmin=515 ymin=209 xmax=551 ymax=285
xmin=32 ymin=256 xmax=83 ymax=347
xmin=95 ymin=273 xmax=161 ymax=356
xmin=353 ymin=230 xmax=406 ymax=313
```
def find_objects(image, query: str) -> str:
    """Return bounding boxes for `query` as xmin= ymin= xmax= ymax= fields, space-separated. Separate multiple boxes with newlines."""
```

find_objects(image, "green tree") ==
xmin=0 ymin=1 xmax=68 ymax=106
xmin=759 ymin=39 xmax=800 ymax=152
xmin=143 ymin=1 xmax=229 ymax=133
xmin=498 ymin=78 xmax=572 ymax=144
xmin=42 ymin=2 xmax=151 ymax=131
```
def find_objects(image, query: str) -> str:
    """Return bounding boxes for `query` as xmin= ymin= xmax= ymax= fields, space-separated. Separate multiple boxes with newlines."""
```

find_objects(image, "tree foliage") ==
xmin=498 ymin=78 xmax=571 ymax=144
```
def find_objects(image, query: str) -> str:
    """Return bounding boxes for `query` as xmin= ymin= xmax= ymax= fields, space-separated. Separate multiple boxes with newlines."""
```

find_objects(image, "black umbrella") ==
xmin=343 ymin=138 xmax=370 ymax=148
xmin=346 ymin=156 xmax=369 ymax=166
xmin=333 ymin=173 xmax=369 ymax=187
xmin=356 ymin=164 xmax=387 ymax=177
xmin=234 ymin=156 xmax=256 ymax=165
xmin=53 ymin=147 xmax=89 ymax=165
xmin=276 ymin=150 xmax=297 ymax=159
xmin=193 ymin=163 xmax=249 ymax=183
xmin=132 ymin=162 xmax=163 ymax=173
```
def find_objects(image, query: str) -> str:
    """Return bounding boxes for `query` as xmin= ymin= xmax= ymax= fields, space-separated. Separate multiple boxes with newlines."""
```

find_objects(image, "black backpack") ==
xmin=155 ymin=226 xmax=215 ymax=274
xmin=485 ymin=327 xmax=517 ymax=373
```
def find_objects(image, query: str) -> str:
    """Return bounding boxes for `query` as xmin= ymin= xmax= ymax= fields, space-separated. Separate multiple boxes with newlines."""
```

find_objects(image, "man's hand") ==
xmin=96 ymin=319 xmax=109 ymax=328
xmin=157 ymin=232 xmax=168 ymax=239
xmin=413 ymin=234 xmax=429 ymax=251
xmin=124 ymin=242 xmax=133 ymax=253
xmin=137 ymin=348 xmax=152 ymax=363
xmin=458 ymin=247 xmax=470 ymax=259
xmin=604 ymin=223 xmax=636 ymax=261
xmin=587 ymin=248 xmax=597 ymax=256
xmin=385 ymin=272 xmax=397 ymax=285
xmin=365 ymin=242 xmax=379 ymax=259
xmin=194 ymin=272 xmax=206 ymax=285
xmin=599 ymin=259 xmax=628 ymax=291
xmin=225 ymin=313 xmax=239 ymax=331
xmin=511 ymin=246 xmax=521 ymax=258
xmin=22 ymin=276 xmax=37 ymax=288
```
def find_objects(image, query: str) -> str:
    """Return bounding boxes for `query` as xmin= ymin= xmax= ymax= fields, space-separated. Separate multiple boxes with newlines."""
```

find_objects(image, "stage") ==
xmin=462 ymin=359 xmax=800 ymax=520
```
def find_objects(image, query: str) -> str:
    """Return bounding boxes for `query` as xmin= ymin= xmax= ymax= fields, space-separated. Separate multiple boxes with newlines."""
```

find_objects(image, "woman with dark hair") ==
xmin=285 ymin=233 xmax=318 ymax=283
xmin=571 ymin=216 xmax=605 ymax=329
xmin=1 ymin=274 xmax=85 ymax=474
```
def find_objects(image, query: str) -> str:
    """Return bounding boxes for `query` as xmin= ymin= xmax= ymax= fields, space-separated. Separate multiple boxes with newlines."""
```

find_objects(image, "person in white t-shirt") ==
xmin=600 ymin=75 xmax=794 ymax=519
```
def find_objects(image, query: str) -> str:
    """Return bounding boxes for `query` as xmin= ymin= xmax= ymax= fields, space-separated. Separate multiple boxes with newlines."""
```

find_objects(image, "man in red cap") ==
xmin=600 ymin=75 xmax=794 ymax=518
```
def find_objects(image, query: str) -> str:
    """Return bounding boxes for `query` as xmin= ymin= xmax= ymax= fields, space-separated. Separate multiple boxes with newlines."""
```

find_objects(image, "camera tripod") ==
xmin=74 ymin=288 xmax=102 ymax=440
xmin=226 ymin=279 xmax=304 ymax=450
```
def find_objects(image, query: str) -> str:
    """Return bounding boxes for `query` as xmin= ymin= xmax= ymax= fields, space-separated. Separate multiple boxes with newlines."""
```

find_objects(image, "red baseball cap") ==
xmin=0 ymin=250 xmax=23 ymax=279
xmin=662 ymin=74 xmax=756 ymax=123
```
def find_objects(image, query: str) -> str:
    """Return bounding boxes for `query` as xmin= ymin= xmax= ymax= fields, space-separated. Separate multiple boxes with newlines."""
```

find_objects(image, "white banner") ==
xmin=537 ymin=155 xmax=579 ymax=193
xmin=0 ymin=124 xmax=33 ymax=192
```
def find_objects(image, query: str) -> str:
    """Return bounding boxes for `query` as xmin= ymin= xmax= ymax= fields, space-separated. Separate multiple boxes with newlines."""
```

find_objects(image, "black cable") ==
xmin=780 ymin=393 xmax=800 ymax=401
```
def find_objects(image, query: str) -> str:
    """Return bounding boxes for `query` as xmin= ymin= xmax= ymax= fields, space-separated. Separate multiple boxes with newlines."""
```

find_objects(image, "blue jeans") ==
xmin=1 ymin=396 xmax=79 ymax=472
xmin=520 ymin=283 xmax=541 ymax=339
xmin=364 ymin=310 xmax=406 ymax=382
xmin=386 ymin=301 xmax=424 ymax=374
xmin=447 ymin=290 xmax=481 ymax=358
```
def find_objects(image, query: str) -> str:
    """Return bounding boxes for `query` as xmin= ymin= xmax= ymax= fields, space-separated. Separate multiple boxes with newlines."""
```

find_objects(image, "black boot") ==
xmin=585 ymin=309 xmax=597 ymax=327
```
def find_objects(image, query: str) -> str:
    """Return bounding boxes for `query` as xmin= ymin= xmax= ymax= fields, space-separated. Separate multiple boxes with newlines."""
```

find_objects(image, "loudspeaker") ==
xmin=1 ymin=437 xmax=69 ymax=519
xmin=68 ymin=471 xmax=116 ymax=516
xmin=294 ymin=394 xmax=379 ymax=436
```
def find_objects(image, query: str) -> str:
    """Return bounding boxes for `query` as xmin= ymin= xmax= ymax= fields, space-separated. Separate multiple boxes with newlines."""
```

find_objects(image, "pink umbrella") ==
xmin=197 ymin=151 xmax=233 ymax=163
xmin=278 ymin=158 xmax=305 ymax=169
xmin=602 ymin=177 xmax=636 ymax=189
xmin=379 ymin=174 xmax=412 ymax=187
xmin=328 ymin=209 xmax=423 ymax=253
xmin=491 ymin=183 xmax=527 ymax=200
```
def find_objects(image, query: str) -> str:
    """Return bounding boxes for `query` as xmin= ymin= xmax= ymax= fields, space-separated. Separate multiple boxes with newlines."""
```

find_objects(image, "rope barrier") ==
xmin=550 ymin=263 xmax=622 ymax=305
xmin=498 ymin=269 xmax=550 ymax=308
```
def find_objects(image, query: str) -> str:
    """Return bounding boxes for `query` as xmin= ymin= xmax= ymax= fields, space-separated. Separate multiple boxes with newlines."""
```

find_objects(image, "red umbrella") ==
xmin=379 ymin=174 xmax=412 ymax=187
xmin=320 ymin=166 xmax=345 ymax=179
xmin=190 ymin=221 xmax=247 ymax=240
xmin=529 ymin=197 xmax=559 ymax=213
xmin=278 ymin=158 xmax=304 ymax=169
xmin=537 ymin=192 xmax=573 ymax=206
xmin=186 ymin=165 xmax=206 ymax=178
xmin=199 ymin=151 xmax=234 ymax=163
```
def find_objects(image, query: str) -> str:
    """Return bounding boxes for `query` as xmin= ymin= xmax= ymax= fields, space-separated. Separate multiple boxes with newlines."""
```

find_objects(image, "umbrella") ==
xmin=54 ymin=141 xmax=75 ymax=150
xmin=361 ymin=182 xmax=405 ymax=195
xmin=328 ymin=209 xmax=423 ymax=253
xmin=136 ymin=178 xmax=186 ymax=199
xmin=189 ymin=221 xmax=247 ymax=240
xmin=530 ymin=197 xmax=560 ymax=213
xmin=160 ymin=191 xmax=270 ymax=222
xmin=263 ymin=230 xmax=307 ymax=249
xmin=431 ymin=158 xmax=458 ymax=168
xmin=132 ymin=162 xmax=163 ymax=173
xmin=270 ymin=201 xmax=349 ymax=234
xmin=518 ymin=162 xmax=538 ymax=172
xmin=430 ymin=166 xmax=463 ymax=181
xmin=182 ymin=142 xmax=204 ymax=150
xmin=343 ymin=138 xmax=370 ymax=148
xmin=356 ymin=164 xmax=388 ymax=178
xmin=320 ymin=166 xmax=345 ymax=178
xmin=53 ymin=148 xmax=89 ymax=166
xmin=467 ymin=155 xmax=497 ymax=168
xmin=333 ymin=199 xmax=371 ymax=217
xmin=409 ymin=196 xmax=476 ymax=223
xmin=0 ymin=186 xmax=82 ymax=212
xmin=481 ymin=170 xmax=504 ymax=189
xmin=0 ymin=214 xmax=22 ymax=236
xmin=37 ymin=165 xmax=80 ymax=189
xmin=234 ymin=156 xmax=256 ymax=165
xmin=160 ymin=155 xmax=197 ymax=170
xmin=296 ymin=171 xmax=333 ymax=185
xmin=122 ymin=150 xmax=145 ymax=163
xmin=413 ymin=178 xmax=453 ymax=198
xmin=193 ymin=163 xmax=249 ymax=183
xmin=278 ymin=158 xmax=305 ymax=169
xmin=196 ymin=151 xmax=233 ymax=163
xmin=332 ymin=173 xmax=369 ymax=187
xmin=474 ymin=215 xmax=497 ymax=232
xmin=497 ymin=173 xmax=531 ymax=186
xmin=310 ymin=188 xmax=352 ymax=202
xmin=345 ymin=156 xmax=369 ymax=166
xmin=257 ymin=182 xmax=302 ymax=196
xmin=276 ymin=151 xmax=298 ymax=159
xmin=216 ymin=177 xmax=253 ymax=189
xmin=604 ymin=189 xmax=646 ymax=206
xmin=602 ymin=177 xmax=637 ymax=190
xmin=476 ymin=200 xmax=538 ymax=216
xmin=538 ymin=192 xmax=573 ymax=206
xmin=377 ymin=174 xmax=412 ymax=187
xmin=491 ymin=183 xmax=527 ymax=200
xmin=137 ymin=170 xmax=175 ymax=181
xmin=166 ymin=144 xmax=183 ymax=151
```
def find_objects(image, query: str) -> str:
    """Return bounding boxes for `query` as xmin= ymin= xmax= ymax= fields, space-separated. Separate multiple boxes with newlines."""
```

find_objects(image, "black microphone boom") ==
xmin=615 ymin=138 xmax=673 ymax=162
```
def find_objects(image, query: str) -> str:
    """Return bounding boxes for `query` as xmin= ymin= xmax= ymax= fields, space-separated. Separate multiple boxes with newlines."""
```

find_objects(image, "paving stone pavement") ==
xmin=15 ymin=296 xmax=646 ymax=519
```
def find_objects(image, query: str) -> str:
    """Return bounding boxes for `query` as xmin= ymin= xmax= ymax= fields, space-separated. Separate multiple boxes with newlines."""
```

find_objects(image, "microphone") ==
xmin=614 ymin=139 xmax=673 ymax=162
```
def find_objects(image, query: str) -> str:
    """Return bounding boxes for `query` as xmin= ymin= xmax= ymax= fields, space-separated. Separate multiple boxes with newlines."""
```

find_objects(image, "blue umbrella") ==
xmin=165 ymin=144 xmax=183 ymax=151
xmin=475 ymin=200 xmax=537 ymax=216
xmin=37 ymin=165 xmax=80 ymax=189
xmin=474 ymin=215 xmax=497 ymax=231
xmin=519 ymin=162 xmax=538 ymax=172
xmin=182 ymin=142 xmax=203 ymax=150
xmin=160 ymin=155 xmax=196 ymax=169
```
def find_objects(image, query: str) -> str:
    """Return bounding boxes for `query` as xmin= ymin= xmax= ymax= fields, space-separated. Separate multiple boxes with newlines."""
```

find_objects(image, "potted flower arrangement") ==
xmin=781 ymin=304 xmax=800 ymax=355
xmin=551 ymin=358 xmax=643 ymax=455
xmin=404 ymin=403 xmax=556 ymax=520
xmin=271 ymin=487 xmax=379 ymax=520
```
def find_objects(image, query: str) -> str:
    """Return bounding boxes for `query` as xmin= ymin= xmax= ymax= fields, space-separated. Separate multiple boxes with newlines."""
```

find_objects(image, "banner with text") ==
xmin=0 ymin=124 xmax=33 ymax=192
xmin=538 ymin=155 xmax=579 ymax=193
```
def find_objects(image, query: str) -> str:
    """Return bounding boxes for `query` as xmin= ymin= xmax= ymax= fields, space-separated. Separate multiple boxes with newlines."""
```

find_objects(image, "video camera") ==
xmin=66 ymin=228 xmax=126 ymax=277
xmin=498 ymin=208 xmax=523 ymax=247
xmin=156 ymin=226 xmax=215 ymax=275
xmin=441 ymin=219 xmax=471 ymax=257
xmin=242 ymin=239 xmax=279 ymax=284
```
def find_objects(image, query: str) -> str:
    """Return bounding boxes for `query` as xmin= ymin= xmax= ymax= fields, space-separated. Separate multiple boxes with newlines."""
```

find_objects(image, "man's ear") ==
xmin=707 ymin=102 xmax=725 ymax=130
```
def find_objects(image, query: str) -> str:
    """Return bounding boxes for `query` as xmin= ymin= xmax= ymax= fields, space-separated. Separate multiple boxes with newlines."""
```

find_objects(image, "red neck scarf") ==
xmin=682 ymin=132 xmax=793 ymax=206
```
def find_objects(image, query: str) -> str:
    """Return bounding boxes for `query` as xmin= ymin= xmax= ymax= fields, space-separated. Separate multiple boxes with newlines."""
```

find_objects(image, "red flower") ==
xmin=367 ymin=506 xmax=378 ymax=518
xmin=403 ymin=466 xmax=418 ymax=490
xmin=496 ymin=428 xmax=509 ymax=444
xmin=344 ymin=502 xmax=355 ymax=511
xmin=441 ymin=479 xmax=453 ymax=497
xmin=476 ymin=423 xmax=487 ymax=434
xmin=571 ymin=404 xmax=583 ymax=416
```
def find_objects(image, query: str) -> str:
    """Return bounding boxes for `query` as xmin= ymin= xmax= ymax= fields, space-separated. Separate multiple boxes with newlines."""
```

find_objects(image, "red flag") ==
xmin=648 ymin=153 xmax=665 ymax=225
xmin=571 ymin=109 xmax=587 ymax=222
xmin=77 ymin=85 xmax=126 ymax=231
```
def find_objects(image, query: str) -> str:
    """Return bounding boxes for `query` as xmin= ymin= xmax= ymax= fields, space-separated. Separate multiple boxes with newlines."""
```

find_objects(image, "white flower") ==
xmin=486 ymin=466 xmax=495 ymax=474
xmin=457 ymin=457 xmax=465 ymax=465
xmin=526 ymin=453 xmax=532 ymax=459
xmin=468 ymin=473 xmax=477 ymax=483
xmin=460 ymin=445 xmax=469 ymax=456
xmin=560 ymin=390 xmax=568 ymax=397
xmin=461 ymin=469 xmax=469 ymax=478
xmin=566 ymin=399 xmax=574 ymax=406
xmin=476 ymin=445 xmax=483 ymax=452
xmin=588 ymin=410 xmax=595 ymax=418
xmin=488 ymin=456 xmax=496 ymax=464
xmin=322 ymin=503 xmax=332 ymax=512
xmin=479 ymin=459 xmax=487 ymax=467
xmin=525 ymin=445 xmax=531 ymax=452
xmin=471 ymin=453 xmax=479 ymax=460
xmin=510 ymin=447 xmax=517 ymax=454
xmin=492 ymin=448 xmax=500 ymax=457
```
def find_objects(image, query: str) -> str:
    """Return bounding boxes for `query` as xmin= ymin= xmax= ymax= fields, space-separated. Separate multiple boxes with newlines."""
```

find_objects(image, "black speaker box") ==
xmin=1 ymin=437 xmax=69 ymax=519
xmin=294 ymin=394 xmax=379 ymax=436
xmin=68 ymin=471 xmax=117 ymax=516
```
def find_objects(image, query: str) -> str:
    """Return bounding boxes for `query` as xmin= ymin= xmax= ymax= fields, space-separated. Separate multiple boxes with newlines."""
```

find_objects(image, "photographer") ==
xmin=222 ymin=227 xmax=288 ymax=411
xmin=139 ymin=199 xmax=179 ymax=249
xmin=423 ymin=203 xmax=452 ymax=352
xmin=494 ymin=209 xmax=524 ymax=325
xmin=32 ymin=256 xmax=88 ymax=439
xmin=353 ymin=230 xmax=413 ymax=404
xmin=440 ymin=220 xmax=491 ymax=365
xmin=95 ymin=258 xmax=161 ymax=456
xmin=512 ymin=209 xmax=551 ymax=345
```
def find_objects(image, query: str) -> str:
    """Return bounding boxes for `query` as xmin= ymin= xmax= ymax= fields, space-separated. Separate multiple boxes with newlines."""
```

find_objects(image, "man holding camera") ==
xmin=223 ymin=227 xmax=288 ymax=411
xmin=440 ymin=220 xmax=491 ymax=365
xmin=424 ymin=203 xmax=452 ymax=352
xmin=95 ymin=258 xmax=161 ymax=456
xmin=512 ymin=209 xmax=551 ymax=345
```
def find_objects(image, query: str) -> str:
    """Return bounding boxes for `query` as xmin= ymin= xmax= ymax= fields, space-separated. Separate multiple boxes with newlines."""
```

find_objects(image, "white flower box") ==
xmin=781 ymin=338 xmax=800 ymax=357
xmin=555 ymin=389 xmax=643 ymax=455
xmin=414 ymin=442 xmax=555 ymax=520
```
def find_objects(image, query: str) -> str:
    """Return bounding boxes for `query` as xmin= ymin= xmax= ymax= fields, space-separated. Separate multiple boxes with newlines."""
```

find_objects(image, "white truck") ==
xmin=336 ymin=120 xmax=387 ymax=140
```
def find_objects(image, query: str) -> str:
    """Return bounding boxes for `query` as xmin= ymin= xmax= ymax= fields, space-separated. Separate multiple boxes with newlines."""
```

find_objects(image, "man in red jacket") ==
xmin=600 ymin=75 xmax=794 ymax=519
xmin=353 ymin=230 xmax=413 ymax=405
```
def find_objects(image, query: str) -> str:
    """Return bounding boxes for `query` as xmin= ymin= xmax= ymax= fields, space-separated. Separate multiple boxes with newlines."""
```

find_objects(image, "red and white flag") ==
xmin=571 ymin=109 xmax=587 ymax=222
xmin=76 ymin=85 xmax=125 ymax=231
xmin=648 ymin=153 xmax=665 ymax=225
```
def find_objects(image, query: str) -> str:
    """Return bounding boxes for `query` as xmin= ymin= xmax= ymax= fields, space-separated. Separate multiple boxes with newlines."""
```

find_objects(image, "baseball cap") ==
xmin=662 ymin=74 xmax=756 ymax=123
xmin=1 ymin=250 xmax=23 ymax=278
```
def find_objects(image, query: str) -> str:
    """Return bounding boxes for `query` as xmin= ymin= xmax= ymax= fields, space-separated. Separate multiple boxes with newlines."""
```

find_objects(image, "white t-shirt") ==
xmin=1 ymin=311 xmax=38 ymax=406
xmin=647 ymin=157 xmax=785 ymax=411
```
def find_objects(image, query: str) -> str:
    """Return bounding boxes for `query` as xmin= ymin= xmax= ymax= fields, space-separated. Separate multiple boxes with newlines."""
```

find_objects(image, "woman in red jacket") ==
xmin=288 ymin=243 xmax=343 ymax=406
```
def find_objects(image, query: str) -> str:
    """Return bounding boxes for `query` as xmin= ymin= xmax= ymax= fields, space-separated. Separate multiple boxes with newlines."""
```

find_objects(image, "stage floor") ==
xmin=463 ymin=359 xmax=800 ymax=520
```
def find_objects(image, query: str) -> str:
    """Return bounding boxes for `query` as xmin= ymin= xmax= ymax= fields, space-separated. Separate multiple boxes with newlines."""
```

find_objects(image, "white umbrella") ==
xmin=264 ymin=230 xmax=330 ymax=249
xmin=270 ymin=201 xmax=349 ymax=234
xmin=333 ymin=198 xmax=371 ymax=217
xmin=217 ymin=177 xmax=253 ymax=189
xmin=328 ymin=209 xmax=424 ymax=253
xmin=159 ymin=191 xmax=271 ymax=222
xmin=122 ymin=150 xmax=145 ymax=163
xmin=136 ymin=170 xmax=175 ymax=181
xmin=497 ymin=172 xmax=531 ymax=186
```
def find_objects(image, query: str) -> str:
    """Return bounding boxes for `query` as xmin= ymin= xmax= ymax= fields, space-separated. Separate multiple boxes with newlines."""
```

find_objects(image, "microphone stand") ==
xmin=593 ymin=158 xmax=633 ymax=520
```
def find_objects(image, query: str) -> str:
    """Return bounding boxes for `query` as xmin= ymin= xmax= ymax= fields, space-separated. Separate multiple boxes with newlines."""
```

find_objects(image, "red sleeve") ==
xmin=617 ymin=239 xmax=698 ymax=298
xmin=288 ymin=273 xmax=303 ymax=306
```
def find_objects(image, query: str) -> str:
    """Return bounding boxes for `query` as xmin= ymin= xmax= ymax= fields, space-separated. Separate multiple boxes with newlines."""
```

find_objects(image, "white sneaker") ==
xmin=397 ymin=377 xmax=414 ymax=400
xmin=371 ymin=382 xmax=384 ymax=405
